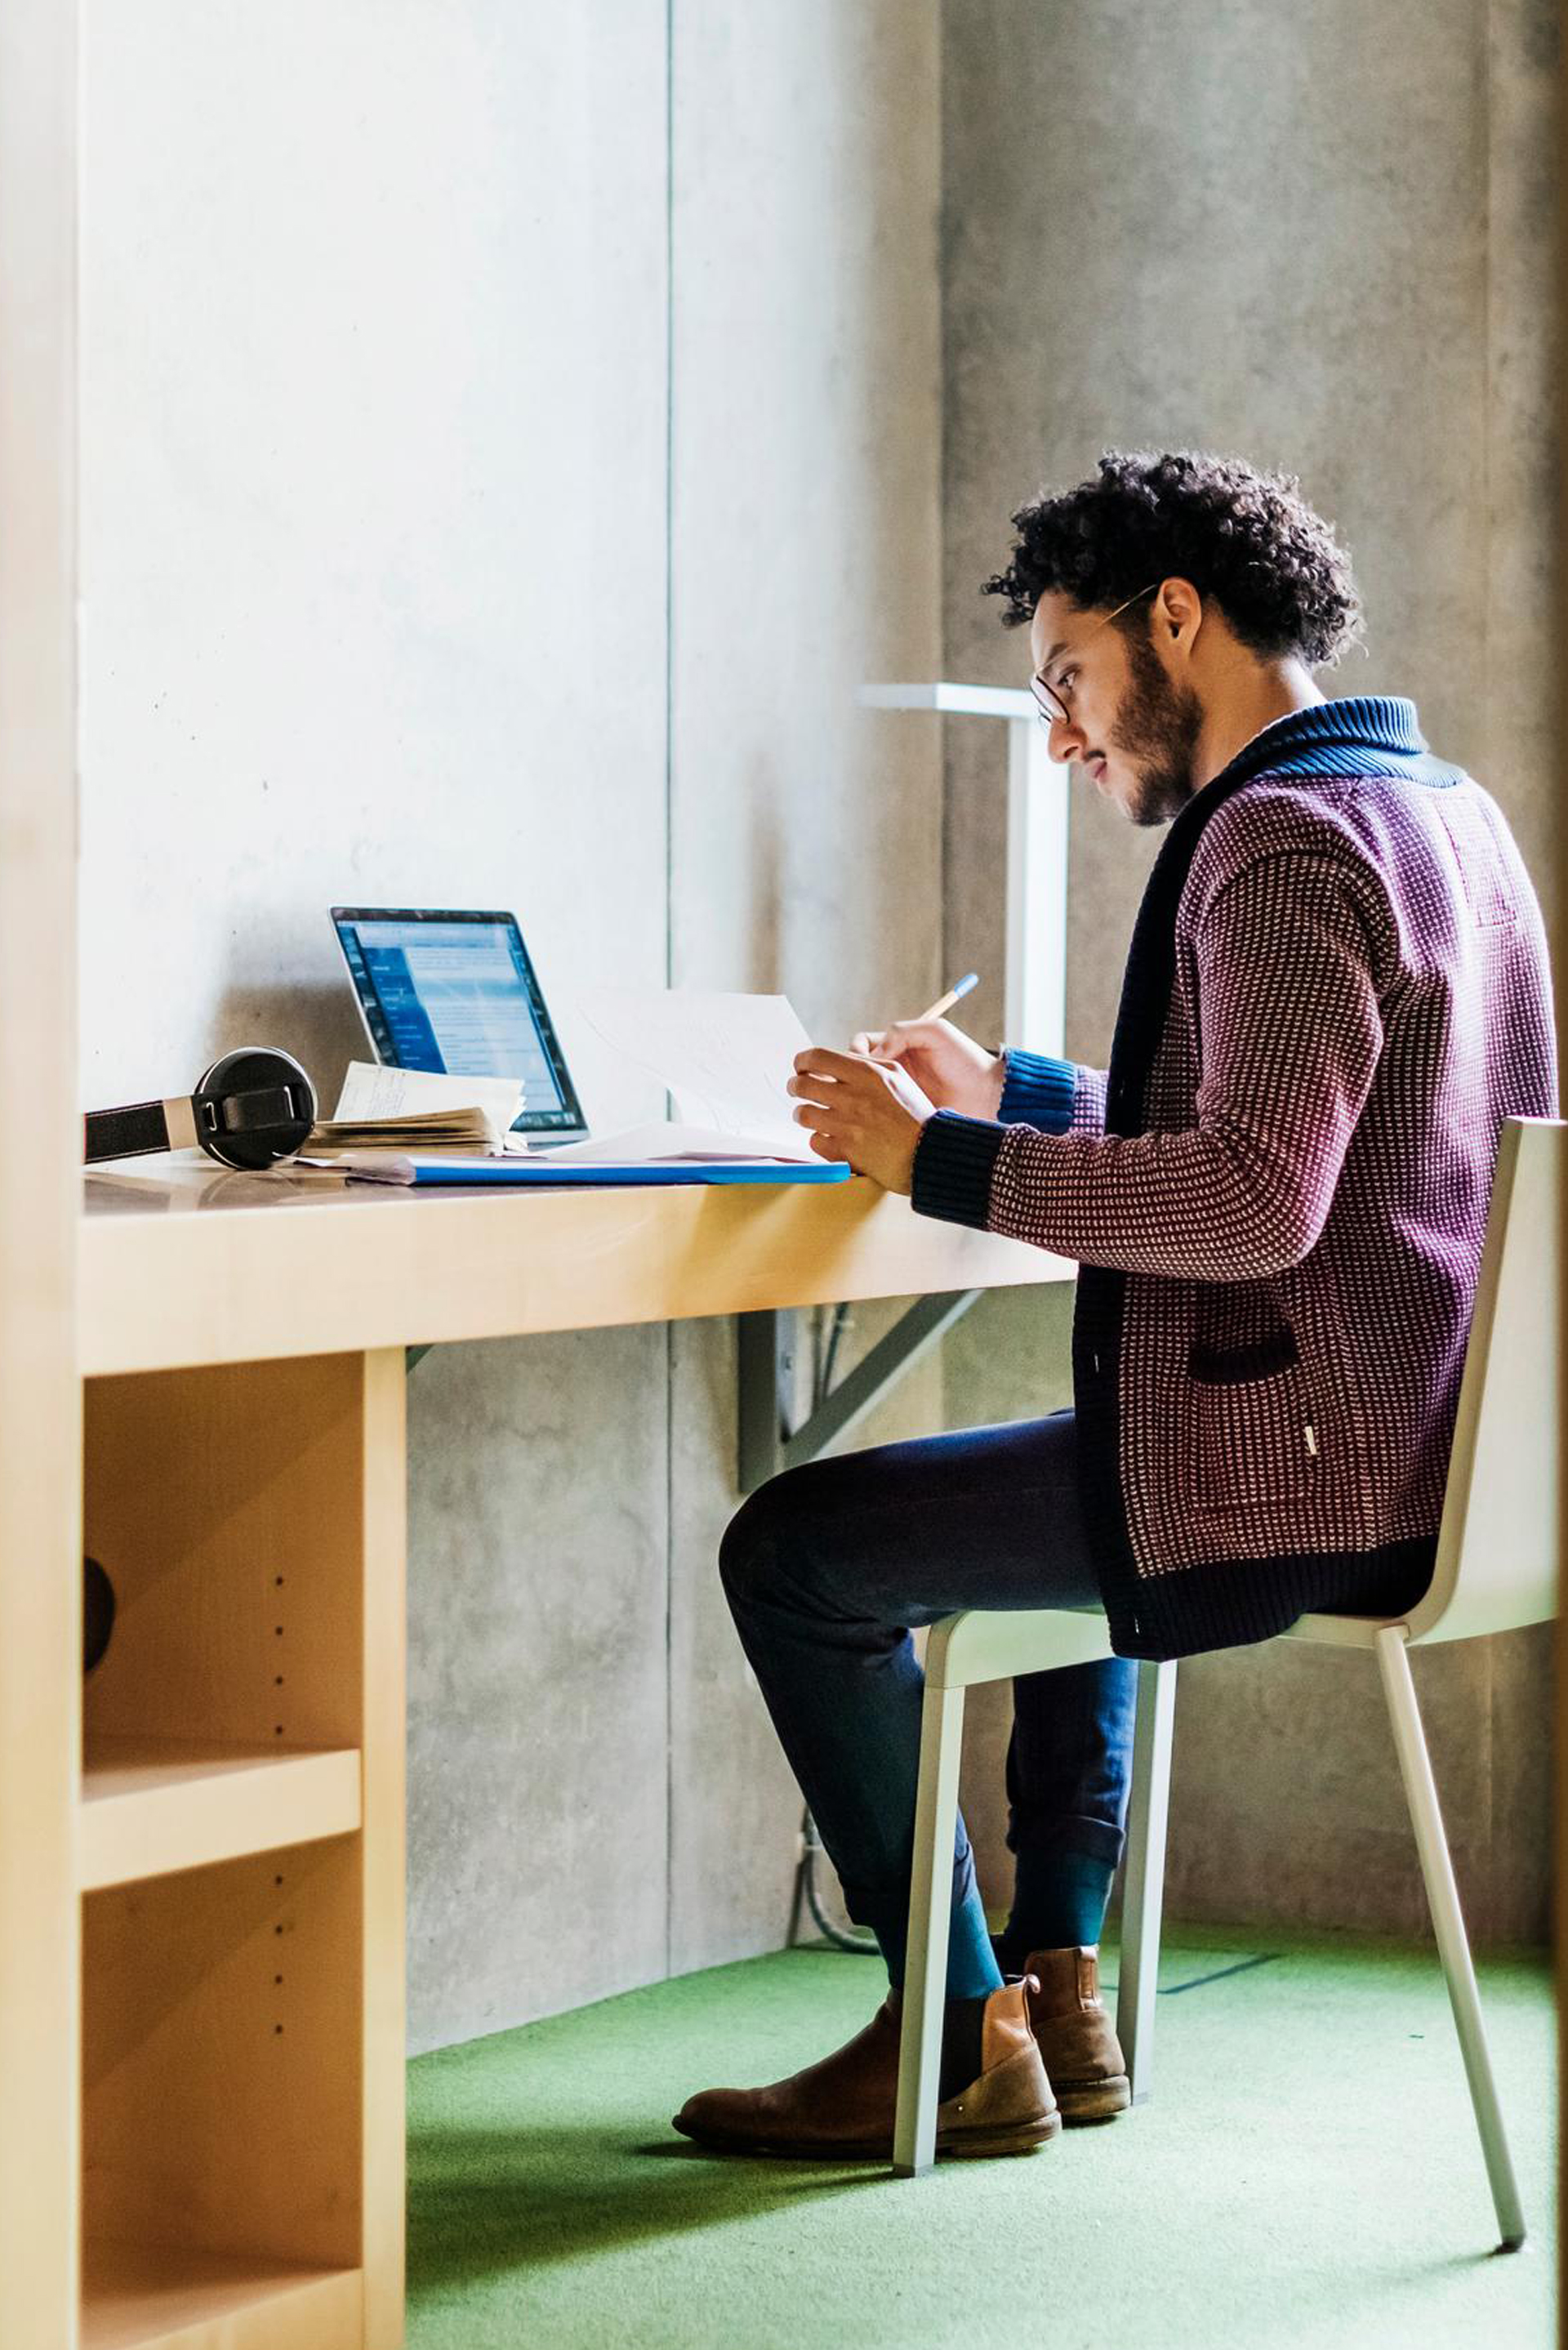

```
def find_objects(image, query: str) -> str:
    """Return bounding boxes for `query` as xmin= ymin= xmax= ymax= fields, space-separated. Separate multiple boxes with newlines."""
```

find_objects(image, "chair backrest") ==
xmin=1403 ymin=1116 xmax=1563 ymax=1645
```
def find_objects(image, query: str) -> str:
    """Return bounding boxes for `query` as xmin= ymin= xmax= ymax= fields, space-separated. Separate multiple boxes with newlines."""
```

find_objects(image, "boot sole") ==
xmin=1054 ymin=2076 xmax=1131 ymax=2125
xmin=673 ymin=2111 xmax=1062 ymax=2162
xmin=936 ymin=2109 xmax=1062 ymax=2159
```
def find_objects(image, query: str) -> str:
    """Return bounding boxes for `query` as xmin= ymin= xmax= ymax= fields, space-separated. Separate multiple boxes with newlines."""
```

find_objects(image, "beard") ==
xmin=1110 ymin=631 xmax=1204 ymax=826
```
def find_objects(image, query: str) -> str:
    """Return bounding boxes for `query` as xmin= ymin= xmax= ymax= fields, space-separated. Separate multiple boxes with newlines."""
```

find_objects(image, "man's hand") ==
xmin=787 ymin=1048 xmax=933 ymax=1193
xmin=849 ymin=1016 xmax=1004 ymax=1120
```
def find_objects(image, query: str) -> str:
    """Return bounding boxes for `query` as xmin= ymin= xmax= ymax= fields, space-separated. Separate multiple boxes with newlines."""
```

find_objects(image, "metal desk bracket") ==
xmin=737 ymin=1291 xmax=982 ymax=1493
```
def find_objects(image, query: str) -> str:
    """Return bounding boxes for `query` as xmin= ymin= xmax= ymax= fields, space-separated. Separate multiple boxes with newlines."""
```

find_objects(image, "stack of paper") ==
xmin=300 ymin=1062 xmax=524 ymax=1160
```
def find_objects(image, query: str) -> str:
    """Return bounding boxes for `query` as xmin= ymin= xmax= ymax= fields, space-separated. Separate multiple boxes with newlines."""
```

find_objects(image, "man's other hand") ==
xmin=787 ymin=1049 xmax=932 ymax=1193
xmin=849 ymin=1017 xmax=1004 ymax=1120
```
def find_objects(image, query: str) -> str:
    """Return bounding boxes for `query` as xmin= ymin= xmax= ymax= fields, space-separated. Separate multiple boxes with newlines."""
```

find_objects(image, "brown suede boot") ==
xmin=1018 ymin=1945 xmax=1129 ymax=2124
xmin=672 ymin=1979 xmax=1060 ymax=2160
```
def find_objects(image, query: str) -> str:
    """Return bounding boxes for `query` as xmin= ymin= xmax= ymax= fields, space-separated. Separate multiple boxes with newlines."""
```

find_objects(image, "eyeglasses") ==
xmin=1031 ymin=582 xmax=1160 ymax=729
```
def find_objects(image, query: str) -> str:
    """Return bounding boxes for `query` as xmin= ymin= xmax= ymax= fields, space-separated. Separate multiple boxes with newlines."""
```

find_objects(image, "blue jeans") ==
xmin=719 ymin=1410 xmax=1137 ymax=1979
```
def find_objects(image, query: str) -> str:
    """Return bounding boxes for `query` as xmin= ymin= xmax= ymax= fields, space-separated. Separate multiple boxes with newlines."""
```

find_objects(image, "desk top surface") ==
xmin=84 ymin=1159 xmax=472 ymax=1223
xmin=80 ymin=1157 xmax=1071 ymax=1377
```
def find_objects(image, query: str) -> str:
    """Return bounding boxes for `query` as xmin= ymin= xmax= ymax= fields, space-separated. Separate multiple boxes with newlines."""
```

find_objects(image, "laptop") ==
xmin=330 ymin=907 xmax=587 ymax=1147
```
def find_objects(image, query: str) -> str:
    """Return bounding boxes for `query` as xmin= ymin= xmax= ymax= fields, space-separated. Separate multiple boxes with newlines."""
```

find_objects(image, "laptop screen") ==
xmin=331 ymin=907 xmax=586 ymax=1137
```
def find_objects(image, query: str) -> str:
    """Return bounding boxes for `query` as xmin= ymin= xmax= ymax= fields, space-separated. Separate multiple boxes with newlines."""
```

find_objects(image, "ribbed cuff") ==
xmin=997 ymin=1050 xmax=1076 ymax=1132
xmin=911 ymin=1110 xmax=1008 ymax=1229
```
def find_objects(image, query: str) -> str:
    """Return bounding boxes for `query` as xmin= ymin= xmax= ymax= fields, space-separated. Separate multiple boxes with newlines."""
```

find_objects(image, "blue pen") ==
xmin=916 ymin=971 xmax=979 ymax=1023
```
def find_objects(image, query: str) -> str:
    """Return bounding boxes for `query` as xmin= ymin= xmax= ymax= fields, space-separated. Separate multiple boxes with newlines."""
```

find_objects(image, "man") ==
xmin=673 ymin=449 xmax=1557 ymax=2161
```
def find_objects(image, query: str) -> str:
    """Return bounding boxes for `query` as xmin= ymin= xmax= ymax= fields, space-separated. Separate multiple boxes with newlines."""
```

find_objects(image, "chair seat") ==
xmin=933 ymin=1599 xmax=1416 ymax=1688
xmin=931 ymin=1603 xmax=1113 ymax=1691
xmin=1285 ymin=1608 xmax=1410 ymax=1648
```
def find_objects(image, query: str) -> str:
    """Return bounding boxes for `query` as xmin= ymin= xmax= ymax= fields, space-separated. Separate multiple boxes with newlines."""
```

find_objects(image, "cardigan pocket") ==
xmin=1183 ymin=1325 xmax=1321 ymax=1513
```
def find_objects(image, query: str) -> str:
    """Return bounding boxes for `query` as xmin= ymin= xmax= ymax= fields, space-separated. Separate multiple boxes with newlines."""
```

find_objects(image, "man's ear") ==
xmin=1153 ymin=577 xmax=1202 ymax=652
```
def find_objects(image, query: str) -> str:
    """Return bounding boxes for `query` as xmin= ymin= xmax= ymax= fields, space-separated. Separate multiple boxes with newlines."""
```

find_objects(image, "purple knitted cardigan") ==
xmin=912 ymin=698 xmax=1558 ymax=1660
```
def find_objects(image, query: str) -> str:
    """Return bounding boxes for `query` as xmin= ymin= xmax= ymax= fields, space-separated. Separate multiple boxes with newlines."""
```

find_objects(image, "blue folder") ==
xmin=393 ymin=1157 xmax=852 ymax=1189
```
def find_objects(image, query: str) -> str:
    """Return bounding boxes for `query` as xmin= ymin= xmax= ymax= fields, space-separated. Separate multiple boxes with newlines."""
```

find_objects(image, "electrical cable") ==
xmin=792 ymin=1801 xmax=879 ymax=1955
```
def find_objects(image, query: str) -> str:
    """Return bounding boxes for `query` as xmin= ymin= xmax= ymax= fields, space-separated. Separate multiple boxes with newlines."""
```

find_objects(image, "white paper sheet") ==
xmin=537 ymin=1121 xmax=805 ymax=1165
xmin=571 ymin=992 xmax=817 ymax=1162
xmin=282 ymin=1152 xmax=416 ymax=1184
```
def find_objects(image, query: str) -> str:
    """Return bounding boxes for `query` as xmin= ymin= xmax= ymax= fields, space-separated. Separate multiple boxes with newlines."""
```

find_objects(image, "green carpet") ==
xmin=407 ymin=1927 xmax=1556 ymax=2349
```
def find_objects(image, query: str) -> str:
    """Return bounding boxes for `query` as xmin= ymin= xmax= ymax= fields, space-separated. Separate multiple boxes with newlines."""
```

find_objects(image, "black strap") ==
xmin=211 ymin=1085 xmax=305 ymax=1135
xmin=83 ymin=1100 xmax=172 ymax=1162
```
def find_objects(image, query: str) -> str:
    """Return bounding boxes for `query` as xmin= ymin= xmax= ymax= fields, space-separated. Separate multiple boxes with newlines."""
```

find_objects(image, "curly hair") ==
xmin=984 ymin=450 xmax=1364 ymax=667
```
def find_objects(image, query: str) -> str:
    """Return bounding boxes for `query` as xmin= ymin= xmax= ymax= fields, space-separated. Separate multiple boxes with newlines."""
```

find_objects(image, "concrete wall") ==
xmin=941 ymin=0 xmax=1558 ymax=1946
xmin=78 ymin=0 xmax=942 ymax=2049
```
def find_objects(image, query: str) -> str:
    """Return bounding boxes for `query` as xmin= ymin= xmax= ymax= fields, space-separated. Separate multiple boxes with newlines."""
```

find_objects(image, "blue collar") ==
xmin=1215 ymin=696 xmax=1450 ymax=789
xmin=1236 ymin=695 xmax=1425 ymax=762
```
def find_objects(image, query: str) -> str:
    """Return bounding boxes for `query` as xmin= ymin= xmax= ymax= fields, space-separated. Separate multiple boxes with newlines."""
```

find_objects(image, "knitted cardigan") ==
xmin=911 ymin=698 xmax=1558 ymax=1661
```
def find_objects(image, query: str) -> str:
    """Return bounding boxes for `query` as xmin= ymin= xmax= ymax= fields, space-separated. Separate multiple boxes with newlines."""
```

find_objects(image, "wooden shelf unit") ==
xmin=49 ymin=1180 xmax=1066 ymax=2348
xmin=77 ymin=1350 xmax=406 ymax=2350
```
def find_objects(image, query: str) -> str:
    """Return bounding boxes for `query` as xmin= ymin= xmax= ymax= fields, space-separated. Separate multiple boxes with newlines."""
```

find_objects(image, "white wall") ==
xmin=78 ymin=0 xmax=945 ymax=2047
xmin=79 ymin=2 xmax=670 ymax=1127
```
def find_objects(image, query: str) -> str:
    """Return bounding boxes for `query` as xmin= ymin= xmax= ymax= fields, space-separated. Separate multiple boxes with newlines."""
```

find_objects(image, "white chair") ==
xmin=893 ymin=1116 xmax=1561 ymax=2253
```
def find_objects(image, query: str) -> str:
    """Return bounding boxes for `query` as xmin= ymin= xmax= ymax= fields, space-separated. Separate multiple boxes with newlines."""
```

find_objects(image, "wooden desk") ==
xmin=67 ymin=1162 xmax=1069 ymax=2349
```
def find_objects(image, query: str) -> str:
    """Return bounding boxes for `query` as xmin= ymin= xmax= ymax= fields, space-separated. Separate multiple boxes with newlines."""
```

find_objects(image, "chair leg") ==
xmin=1374 ymin=1625 xmax=1526 ymax=2252
xmin=1116 ymin=1657 xmax=1176 ymax=2104
xmin=893 ymin=1674 xmax=966 ymax=2178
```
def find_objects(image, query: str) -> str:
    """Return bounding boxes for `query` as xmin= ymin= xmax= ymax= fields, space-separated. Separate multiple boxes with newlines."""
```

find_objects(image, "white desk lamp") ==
xmin=736 ymin=681 xmax=1072 ymax=1496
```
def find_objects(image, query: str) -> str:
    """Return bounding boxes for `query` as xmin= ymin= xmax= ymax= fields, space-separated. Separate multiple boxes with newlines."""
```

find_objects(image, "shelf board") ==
xmin=78 ymin=1166 xmax=1069 ymax=1374
xmin=82 ymin=2241 xmax=361 ymax=2350
xmin=78 ymin=1738 xmax=361 ymax=1892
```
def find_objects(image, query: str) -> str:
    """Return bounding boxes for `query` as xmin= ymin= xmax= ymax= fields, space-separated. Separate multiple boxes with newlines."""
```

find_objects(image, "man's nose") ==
xmin=1048 ymin=714 xmax=1085 ymax=765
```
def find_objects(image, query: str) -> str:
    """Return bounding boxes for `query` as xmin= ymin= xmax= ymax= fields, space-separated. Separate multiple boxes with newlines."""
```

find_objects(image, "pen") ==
xmin=915 ymin=971 xmax=979 ymax=1024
